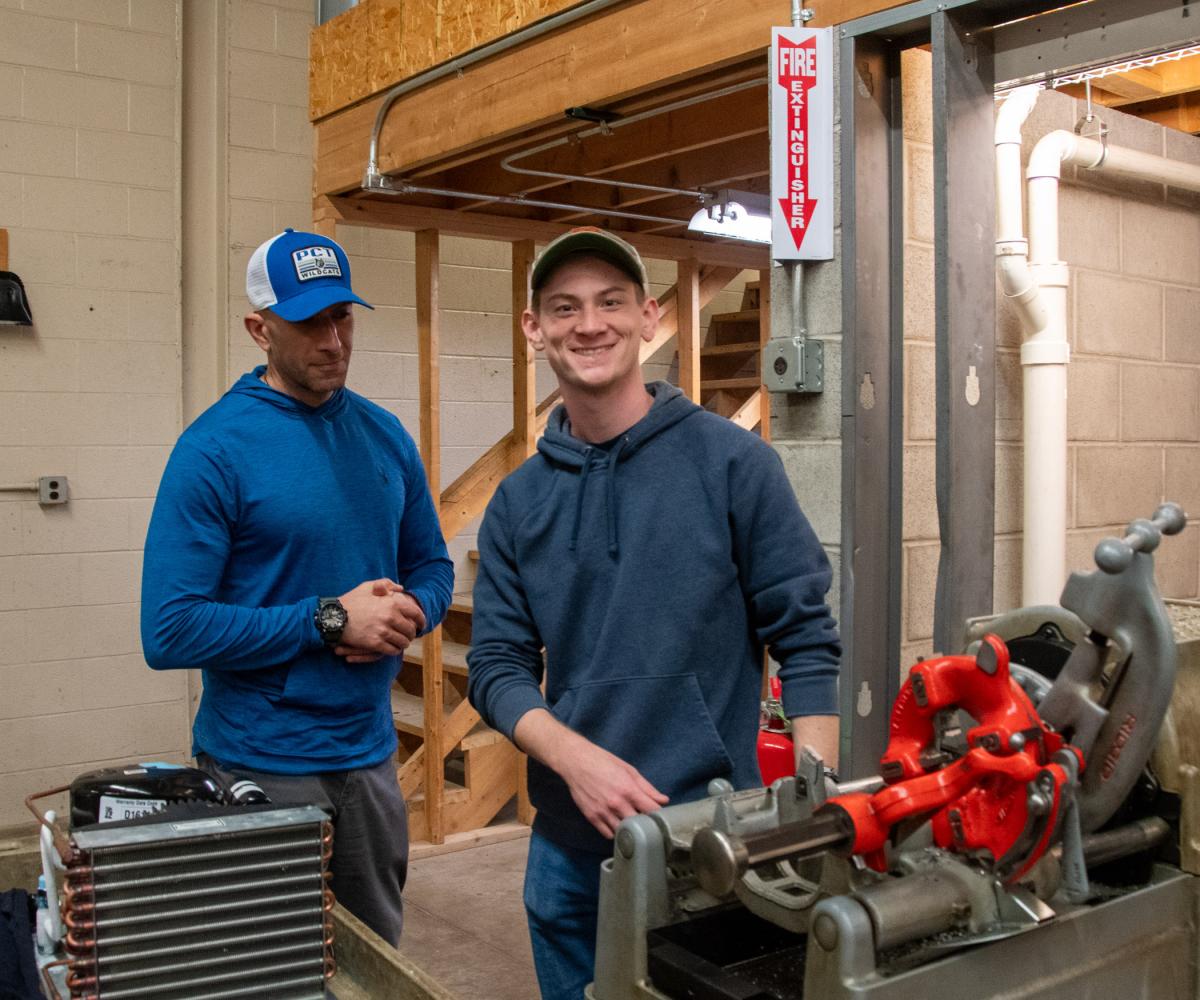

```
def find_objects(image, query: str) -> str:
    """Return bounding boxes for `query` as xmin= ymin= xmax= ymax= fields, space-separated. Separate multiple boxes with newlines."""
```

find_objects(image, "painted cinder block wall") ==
xmin=0 ymin=0 xmax=743 ymax=830
xmin=900 ymin=49 xmax=1200 ymax=668
xmin=0 ymin=0 xmax=188 ymax=831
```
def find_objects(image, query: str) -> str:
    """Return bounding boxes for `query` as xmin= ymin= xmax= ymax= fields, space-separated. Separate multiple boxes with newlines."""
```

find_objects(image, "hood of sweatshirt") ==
xmin=536 ymin=382 xmax=701 ymax=557
xmin=227 ymin=365 xmax=350 ymax=420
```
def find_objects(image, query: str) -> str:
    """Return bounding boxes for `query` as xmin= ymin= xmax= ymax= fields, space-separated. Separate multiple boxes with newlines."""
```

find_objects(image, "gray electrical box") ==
xmin=762 ymin=336 xmax=823 ymax=394
xmin=38 ymin=476 xmax=69 ymax=505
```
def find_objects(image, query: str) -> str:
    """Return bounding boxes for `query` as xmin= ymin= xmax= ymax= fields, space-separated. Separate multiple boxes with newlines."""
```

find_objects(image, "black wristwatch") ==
xmin=314 ymin=597 xmax=348 ymax=646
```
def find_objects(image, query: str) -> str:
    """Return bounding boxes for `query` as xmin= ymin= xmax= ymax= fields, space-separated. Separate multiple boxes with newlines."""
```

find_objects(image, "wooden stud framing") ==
xmin=511 ymin=239 xmax=538 ymax=827
xmin=316 ymin=195 xmax=768 ymax=271
xmin=416 ymin=228 xmax=445 ymax=844
xmin=512 ymin=240 xmax=537 ymax=464
xmin=677 ymin=260 xmax=701 ymax=403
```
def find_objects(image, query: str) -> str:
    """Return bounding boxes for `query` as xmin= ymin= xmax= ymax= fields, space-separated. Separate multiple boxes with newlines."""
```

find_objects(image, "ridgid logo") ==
xmin=292 ymin=246 xmax=342 ymax=281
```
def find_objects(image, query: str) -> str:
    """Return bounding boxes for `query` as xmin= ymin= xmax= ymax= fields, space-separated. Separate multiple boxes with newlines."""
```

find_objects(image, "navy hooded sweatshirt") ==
xmin=141 ymin=367 xmax=454 ymax=773
xmin=467 ymin=382 xmax=840 ymax=855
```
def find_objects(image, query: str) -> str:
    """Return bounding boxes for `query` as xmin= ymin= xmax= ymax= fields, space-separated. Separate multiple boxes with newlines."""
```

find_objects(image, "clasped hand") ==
xmin=335 ymin=578 xmax=426 ymax=663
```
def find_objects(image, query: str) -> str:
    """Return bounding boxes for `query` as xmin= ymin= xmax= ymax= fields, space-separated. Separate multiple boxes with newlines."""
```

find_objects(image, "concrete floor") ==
xmin=398 ymin=836 xmax=539 ymax=1000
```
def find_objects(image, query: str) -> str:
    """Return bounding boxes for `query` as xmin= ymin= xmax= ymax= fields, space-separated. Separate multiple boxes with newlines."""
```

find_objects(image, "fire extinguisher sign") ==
xmin=771 ymin=26 xmax=834 ymax=260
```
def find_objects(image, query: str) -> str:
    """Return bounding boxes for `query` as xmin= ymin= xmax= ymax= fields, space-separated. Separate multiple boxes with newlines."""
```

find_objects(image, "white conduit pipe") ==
xmin=997 ymin=91 xmax=1200 ymax=605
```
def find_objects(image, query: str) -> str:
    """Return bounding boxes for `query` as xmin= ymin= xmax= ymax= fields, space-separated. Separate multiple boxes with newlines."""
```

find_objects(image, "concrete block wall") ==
xmin=901 ymin=49 xmax=1200 ymax=667
xmin=0 ymin=0 xmax=746 ymax=829
xmin=0 ymin=0 xmax=187 ymax=830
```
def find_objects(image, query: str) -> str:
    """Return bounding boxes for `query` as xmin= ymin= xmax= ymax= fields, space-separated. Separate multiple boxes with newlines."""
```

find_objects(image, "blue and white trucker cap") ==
xmin=245 ymin=228 xmax=373 ymax=322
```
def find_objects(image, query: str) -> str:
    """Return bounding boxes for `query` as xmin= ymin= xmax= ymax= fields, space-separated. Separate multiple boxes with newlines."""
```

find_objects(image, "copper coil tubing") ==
xmin=66 ymin=967 xmax=98 ymax=991
xmin=321 ymin=822 xmax=334 ymax=862
xmin=64 ymin=930 xmax=95 ymax=954
xmin=24 ymin=785 xmax=76 ymax=865
xmin=39 ymin=958 xmax=73 ymax=1000
xmin=62 ymin=880 xmax=95 ymax=910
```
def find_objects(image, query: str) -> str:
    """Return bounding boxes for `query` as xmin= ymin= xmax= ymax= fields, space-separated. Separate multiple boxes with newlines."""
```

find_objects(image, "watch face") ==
xmin=318 ymin=603 xmax=347 ymax=630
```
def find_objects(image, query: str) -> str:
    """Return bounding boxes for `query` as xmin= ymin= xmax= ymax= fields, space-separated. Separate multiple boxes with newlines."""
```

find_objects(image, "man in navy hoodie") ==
xmin=141 ymin=229 xmax=454 ymax=945
xmin=467 ymin=228 xmax=840 ymax=998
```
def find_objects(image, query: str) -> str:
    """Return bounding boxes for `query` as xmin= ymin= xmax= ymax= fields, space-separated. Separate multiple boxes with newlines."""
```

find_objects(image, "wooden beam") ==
xmin=417 ymin=230 xmax=440 ymax=491
xmin=807 ymin=0 xmax=914 ymax=26
xmin=640 ymin=265 xmax=741 ymax=360
xmin=313 ymin=0 xmax=785 ymax=196
xmin=1060 ymin=56 xmax=1200 ymax=111
xmin=729 ymin=389 xmax=764 ymax=431
xmin=1130 ymin=93 xmax=1200 ymax=134
xmin=1091 ymin=66 xmax=1163 ymax=102
xmin=677 ymin=260 xmax=701 ymax=402
xmin=415 ymin=228 xmax=444 ymax=845
xmin=1 ymin=229 xmax=9 ymax=271
xmin=317 ymin=194 xmax=769 ymax=270
xmin=512 ymin=240 xmax=537 ymax=466
xmin=408 ymin=820 xmax=531 ymax=861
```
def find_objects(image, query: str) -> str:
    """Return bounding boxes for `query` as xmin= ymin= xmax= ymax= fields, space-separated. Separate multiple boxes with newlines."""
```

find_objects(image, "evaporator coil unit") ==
xmin=57 ymin=806 xmax=333 ymax=999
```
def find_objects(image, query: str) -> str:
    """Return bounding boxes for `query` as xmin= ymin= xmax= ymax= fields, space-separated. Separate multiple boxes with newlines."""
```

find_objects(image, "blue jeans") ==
xmin=524 ymin=831 xmax=607 ymax=1000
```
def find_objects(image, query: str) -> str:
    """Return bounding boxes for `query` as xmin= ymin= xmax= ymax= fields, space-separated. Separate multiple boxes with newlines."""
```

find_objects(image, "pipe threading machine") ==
xmin=590 ymin=503 xmax=1196 ymax=1000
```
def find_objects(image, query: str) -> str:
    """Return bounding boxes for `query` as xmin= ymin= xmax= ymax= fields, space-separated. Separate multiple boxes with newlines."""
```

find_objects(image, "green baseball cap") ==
xmin=530 ymin=227 xmax=648 ymax=294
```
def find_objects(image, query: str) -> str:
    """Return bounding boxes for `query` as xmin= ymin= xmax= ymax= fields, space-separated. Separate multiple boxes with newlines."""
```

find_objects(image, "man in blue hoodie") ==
xmin=467 ymin=228 xmax=840 ymax=998
xmin=141 ymin=229 xmax=454 ymax=945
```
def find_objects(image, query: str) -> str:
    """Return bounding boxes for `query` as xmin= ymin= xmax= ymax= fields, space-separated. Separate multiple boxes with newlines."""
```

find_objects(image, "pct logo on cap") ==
xmin=292 ymin=246 xmax=343 ymax=282
xmin=245 ymin=228 xmax=373 ymax=322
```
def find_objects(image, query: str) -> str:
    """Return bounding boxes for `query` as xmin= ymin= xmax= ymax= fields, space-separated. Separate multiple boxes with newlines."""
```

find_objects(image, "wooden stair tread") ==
xmin=390 ymin=688 xmax=506 ymax=750
xmin=701 ymin=340 xmax=760 ymax=357
xmin=401 ymin=776 xmax=469 ymax=807
xmin=702 ymin=377 xmax=761 ymax=391
xmin=404 ymin=636 xmax=470 ymax=676
xmin=450 ymin=591 xmax=473 ymax=613
xmin=709 ymin=309 xmax=760 ymax=324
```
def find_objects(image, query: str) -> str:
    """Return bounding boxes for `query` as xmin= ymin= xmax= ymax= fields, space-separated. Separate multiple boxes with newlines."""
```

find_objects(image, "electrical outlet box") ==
xmin=763 ymin=337 xmax=824 ymax=394
xmin=38 ymin=476 xmax=69 ymax=505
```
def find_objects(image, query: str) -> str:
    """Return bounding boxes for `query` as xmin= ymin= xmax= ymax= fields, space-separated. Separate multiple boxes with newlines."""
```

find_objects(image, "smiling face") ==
xmin=244 ymin=301 xmax=355 ymax=407
xmin=523 ymin=255 xmax=659 ymax=401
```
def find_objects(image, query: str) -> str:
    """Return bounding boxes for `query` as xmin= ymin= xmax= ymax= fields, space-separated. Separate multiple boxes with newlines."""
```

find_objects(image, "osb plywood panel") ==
xmin=310 ymin=0 xmax=579 ymax=121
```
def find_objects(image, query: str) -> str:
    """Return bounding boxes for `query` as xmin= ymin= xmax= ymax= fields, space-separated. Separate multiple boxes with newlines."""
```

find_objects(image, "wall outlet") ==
xmin=38 ymin=476 xmax=69 ymax=505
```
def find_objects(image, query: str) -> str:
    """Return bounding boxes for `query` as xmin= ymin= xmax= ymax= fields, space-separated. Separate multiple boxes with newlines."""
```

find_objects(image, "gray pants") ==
xmin=197 ymin=752 xmax=408 ymax=945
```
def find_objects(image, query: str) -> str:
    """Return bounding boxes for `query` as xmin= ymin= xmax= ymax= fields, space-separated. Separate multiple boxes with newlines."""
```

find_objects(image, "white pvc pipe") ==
xmin=997 ymin=104 xmax=1200 ymax=607
xmin=38 ymin=810 xmax=64 ymax=953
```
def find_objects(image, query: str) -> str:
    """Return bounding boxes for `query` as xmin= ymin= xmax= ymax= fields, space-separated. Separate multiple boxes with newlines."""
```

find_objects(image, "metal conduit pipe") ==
xmin=498 ymin=78 xmax=766 ymax=201
xmin=370 ymin=179 xmax=694 ymax=227
xmin=364 ymin=0 xmax=629 ymax=187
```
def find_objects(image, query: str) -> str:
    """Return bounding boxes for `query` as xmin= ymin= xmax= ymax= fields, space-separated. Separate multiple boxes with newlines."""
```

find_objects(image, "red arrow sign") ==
xmin=776 ymin=35 xmax=819 ymax=250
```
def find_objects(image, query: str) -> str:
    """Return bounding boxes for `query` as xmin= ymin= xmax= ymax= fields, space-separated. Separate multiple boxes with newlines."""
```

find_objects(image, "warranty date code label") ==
xmin=98 ymin=795 xmax=167 ymax=823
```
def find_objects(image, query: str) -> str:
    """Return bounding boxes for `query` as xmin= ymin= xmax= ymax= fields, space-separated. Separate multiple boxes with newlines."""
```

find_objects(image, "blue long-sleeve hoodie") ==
xmin=141 ymin=368 xmax=454 ymax=773
xmin=467 ymin=382 xmax=839 ymax=855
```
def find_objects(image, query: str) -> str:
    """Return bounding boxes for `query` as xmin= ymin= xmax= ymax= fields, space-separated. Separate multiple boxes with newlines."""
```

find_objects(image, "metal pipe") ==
xmin=854 ymin=870 xmax=969 ymax=951
xmin=498 ymin=78 xmax=766 ymax=200
xmin=691 ymin=810 xmax=852 ymax=897
xmin=370 ymin=178 xmax=697 ymax=229
xmin=365 ymin=0 xmax=629 ymax=185
xmin=1079 ymin=816 xmax=1171 ymax=868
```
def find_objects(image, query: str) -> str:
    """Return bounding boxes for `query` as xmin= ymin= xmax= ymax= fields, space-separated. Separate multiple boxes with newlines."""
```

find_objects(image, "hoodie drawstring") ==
xmin=568 ymin=449 xmax=595 ymax=552
xmin=567 ymin=440 xmax=627 ymax=557
xmin=605 ymin=438 xmax=627 ymax=558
